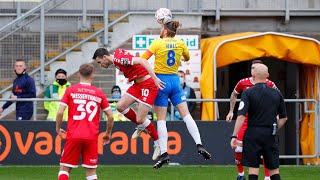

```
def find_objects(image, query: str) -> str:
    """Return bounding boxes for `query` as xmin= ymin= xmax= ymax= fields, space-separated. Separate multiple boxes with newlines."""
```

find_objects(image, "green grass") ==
xmin=0 ymin=165 xmax=319 ymax=180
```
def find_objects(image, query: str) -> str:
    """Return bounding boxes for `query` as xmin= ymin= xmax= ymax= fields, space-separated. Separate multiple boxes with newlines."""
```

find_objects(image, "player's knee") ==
xmin=116 ymin=103 xmax=126 ymax=112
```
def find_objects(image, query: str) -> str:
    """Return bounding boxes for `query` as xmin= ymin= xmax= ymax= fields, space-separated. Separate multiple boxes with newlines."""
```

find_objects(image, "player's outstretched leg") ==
xmin=135 ymin=118 xmax=160 ymax=160
xmin=153 ymin=120 xmax=170 ymax=168
xmin=153 ymin=152 xmax=170 ymax=169
xmin=120 ymin=107 xmax=139 ymax=125
xmin=132 ymin=125 xmax=160 ymax=160
xmin=133 ymin=103 xmax=161 ymax=160
xmin=182 ymin=113 xmax=211 ymax=160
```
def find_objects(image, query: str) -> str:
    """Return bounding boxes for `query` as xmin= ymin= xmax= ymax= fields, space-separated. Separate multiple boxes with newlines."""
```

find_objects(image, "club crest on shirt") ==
xmin=121 ymin=58 xmax=129 ymax=65
xmin=238 ymin=101 xmax=245 ymax=110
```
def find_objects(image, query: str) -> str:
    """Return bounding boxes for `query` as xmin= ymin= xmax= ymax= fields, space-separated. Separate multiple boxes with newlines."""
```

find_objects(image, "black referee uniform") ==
xmin=237 ymin=83 xmax=287 ymax=169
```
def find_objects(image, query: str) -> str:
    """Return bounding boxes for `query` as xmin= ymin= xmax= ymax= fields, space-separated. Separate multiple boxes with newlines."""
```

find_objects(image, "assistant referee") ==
xmin=230 ymin=64 xmax=287 ymax=180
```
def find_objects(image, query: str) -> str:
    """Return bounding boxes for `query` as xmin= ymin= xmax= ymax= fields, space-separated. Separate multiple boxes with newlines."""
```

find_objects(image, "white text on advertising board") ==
xmin=133 ymin=35 xmax=199 ymax=50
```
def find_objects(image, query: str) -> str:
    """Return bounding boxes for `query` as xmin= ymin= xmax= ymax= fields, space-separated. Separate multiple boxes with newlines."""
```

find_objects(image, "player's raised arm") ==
xmin=132 ymin=57 xmax=165 ymax=90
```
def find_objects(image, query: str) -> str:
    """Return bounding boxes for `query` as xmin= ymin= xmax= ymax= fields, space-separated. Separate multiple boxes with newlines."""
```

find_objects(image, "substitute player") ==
xmin=92 ymin=48 xmax=165 ymax=161
xmin=56 ymin=63 xmax=114 ymax=180
xmin=226 ymin=60 xmax=277 ymax=180
xmin=141 ymin=20 xmax=211 ymax=169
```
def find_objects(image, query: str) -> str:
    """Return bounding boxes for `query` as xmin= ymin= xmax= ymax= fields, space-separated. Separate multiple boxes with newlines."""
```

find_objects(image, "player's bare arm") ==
xmin=56 ymin=105 xmax=67 ymax=139
xmin=133 ymin=57 xmax=166 ymax=90
xmin=230 ymin=115 xmax=245 ymax=149
xmin=103 ymin=108 xmax=114 ymax=145
xmin=226 ymin=91 xmax=238 ymax=122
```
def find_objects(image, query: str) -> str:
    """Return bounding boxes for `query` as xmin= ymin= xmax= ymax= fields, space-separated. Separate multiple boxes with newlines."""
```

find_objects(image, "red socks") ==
xmin=58 ymin=171 xmax=69 ymax=180
xmin=145 ymin=121 xmax=159 ymax=141
xmin=122 ymin=108 xmax=138 ymax=125
xmin=58 ymin=174 xmax=68 ymax=180
xmin=122 ymin=108 xmax=158 ymax=141
xmin=262 ymin=158 xmax=270 ymax=177
xmin=235 ymin=152 xmax=244 ymax=174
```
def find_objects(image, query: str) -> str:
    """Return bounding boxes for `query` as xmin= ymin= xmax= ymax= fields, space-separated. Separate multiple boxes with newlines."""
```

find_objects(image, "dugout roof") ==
xmin=200 ymin=31 xmax=320 ymax=120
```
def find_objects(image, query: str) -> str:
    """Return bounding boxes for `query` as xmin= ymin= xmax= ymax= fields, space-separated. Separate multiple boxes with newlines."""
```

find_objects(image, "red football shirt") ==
xmin=60 ymin=83 xmax=110 ymax=140
xmin=113 ymin=48 xmax=149 ymax=82
xmin=234 ymin=77 xmax=277 ymax=94
xmin=234 ymin=77 xmax=278 ymax=126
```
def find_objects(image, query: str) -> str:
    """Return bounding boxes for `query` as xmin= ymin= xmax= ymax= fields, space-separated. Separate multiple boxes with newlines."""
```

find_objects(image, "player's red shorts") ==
xmin=126 ymin=77 xmax=158 ymax=108
xmin=237 ymin=119 xmax=248 ymax=141
xmin=60 ymin=138 xmax=98 ymax=168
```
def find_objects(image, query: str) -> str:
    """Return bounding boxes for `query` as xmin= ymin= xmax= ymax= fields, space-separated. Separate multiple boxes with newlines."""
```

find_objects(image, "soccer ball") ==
xmin=155 ymin=8 xmax=172 ymax=25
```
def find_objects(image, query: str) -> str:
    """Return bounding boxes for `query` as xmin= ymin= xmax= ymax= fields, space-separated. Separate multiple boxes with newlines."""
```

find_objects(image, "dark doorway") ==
xmin=216 ymin=58 xmax=301 ymax=164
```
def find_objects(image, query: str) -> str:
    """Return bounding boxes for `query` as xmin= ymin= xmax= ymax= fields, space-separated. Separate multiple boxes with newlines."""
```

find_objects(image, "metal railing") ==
xmin=0 ymin=11 xmax=153 ymax=96
xmin=0 ymin=0 xmax=68 ymax=40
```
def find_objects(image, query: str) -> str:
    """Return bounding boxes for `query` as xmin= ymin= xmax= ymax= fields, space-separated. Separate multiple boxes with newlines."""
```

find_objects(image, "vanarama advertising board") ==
xmin=0 ymin=121 xmax=233 ymax=165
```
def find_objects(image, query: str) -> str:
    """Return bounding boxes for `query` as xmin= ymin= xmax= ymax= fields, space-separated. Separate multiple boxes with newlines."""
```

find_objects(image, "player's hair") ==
xmin=252 ymin=59 xmax=264 ymax=65
xmin=92 ymin=48 xmax=110 ymax=60
xmin=79 ymin=63 xmax=94 ymax=78
xmin=164 ymin=21 xmax=181 ymax=37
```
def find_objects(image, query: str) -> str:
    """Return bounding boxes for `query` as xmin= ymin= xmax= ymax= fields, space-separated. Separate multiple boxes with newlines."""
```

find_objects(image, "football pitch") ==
xmin=0 ymin=165 xmax=319 ymax=180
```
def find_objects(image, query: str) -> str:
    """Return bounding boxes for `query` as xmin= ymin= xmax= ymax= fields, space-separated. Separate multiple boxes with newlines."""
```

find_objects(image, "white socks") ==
xmin=58 ymin=171 xmax=69 ymax=177
xmin=154 ymin=140 xmax=159 ymax=146
xmin=120 ymin=107 xmax=130 ymax=114
xmin=137 ymin=118 xmax=151 ymax=129
xmin=157 ymin=120 xmax=168 ymax=154
xmin=183 ymin=114 xmax=202 ymax=145
xmin=86 ymin=174 xmax=97 ymax=180
xmin=156 ymin=115 xmax=201 ymax=155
